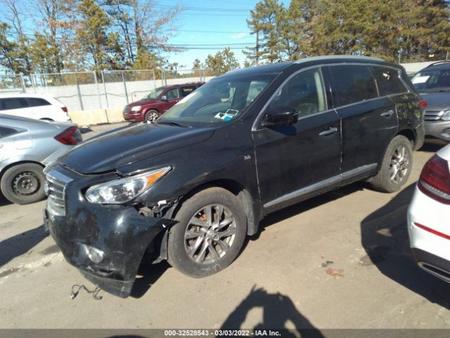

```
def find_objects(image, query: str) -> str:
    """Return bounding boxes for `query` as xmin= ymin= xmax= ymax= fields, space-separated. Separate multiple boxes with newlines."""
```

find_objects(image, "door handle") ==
xmin=319 ymin=127 xmax=338 ymax=136
xmin=380 ymin=110 xmax=395 ymax=118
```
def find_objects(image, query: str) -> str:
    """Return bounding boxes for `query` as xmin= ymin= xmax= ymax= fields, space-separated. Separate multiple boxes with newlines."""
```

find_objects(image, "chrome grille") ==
xmin=45 ymin=170 xmax=72 ymax=216
xmin=424 ymin=110 xmax=443 ymax=121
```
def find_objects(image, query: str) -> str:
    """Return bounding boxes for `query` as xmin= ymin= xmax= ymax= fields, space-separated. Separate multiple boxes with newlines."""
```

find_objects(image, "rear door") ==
xmin=325 ymin=64 xmax=398 ymax=174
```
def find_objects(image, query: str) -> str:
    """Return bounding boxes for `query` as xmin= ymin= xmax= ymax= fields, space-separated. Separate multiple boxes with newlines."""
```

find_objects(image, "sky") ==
xmin=160 ymin=0 xmax=282 ymax=69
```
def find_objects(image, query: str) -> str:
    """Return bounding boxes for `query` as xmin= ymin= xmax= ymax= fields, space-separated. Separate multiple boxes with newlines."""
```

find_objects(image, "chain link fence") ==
xmin=0 ymin=68 xmax=209 ymax=113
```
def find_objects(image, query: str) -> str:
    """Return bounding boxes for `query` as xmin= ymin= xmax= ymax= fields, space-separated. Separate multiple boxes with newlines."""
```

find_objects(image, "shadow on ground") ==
xmin=0 ymin=194 xmax=11 ymax=207
xmin=0 ymin=224 xmax=48 ymax=268
xmin=222 ymin=285 xmax=324 ymax=337
xmin=360 ymin=183 xmax=450 ymax=309
xmin=130 ymin=261 xmax=170 ymax=298
xmin=420 ymin=138 xmax=447 ymax=153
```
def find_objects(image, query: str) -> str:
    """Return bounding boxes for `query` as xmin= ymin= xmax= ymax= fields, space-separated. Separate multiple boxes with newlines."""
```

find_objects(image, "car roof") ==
xmin=224 ymin=55 xmax=394 ymax=77
xmin=0 ymin=113 xmax=57 ymax=130
xmin=165 ymin=82 xmax=204 ymax=89
xmin=0 ymin=92 xmax=55 ymax=100
xmin=423 ymin=61 xmax=450 ymax=71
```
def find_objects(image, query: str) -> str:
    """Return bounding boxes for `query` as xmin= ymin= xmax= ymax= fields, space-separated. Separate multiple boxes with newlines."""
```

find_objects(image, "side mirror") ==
xmin=261 ymin=111 xmax=298 ymax=127
xmin=161 ymin=95 xmax=168 ymax=101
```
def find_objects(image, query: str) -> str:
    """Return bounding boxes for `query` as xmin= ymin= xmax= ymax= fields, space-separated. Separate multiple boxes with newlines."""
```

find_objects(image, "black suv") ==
xmin=44 ymin=56 xmax=424 ymax=297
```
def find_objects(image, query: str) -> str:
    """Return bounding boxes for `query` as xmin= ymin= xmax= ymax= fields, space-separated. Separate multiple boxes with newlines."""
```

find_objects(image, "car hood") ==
xmin=127 ymin=99 xmax=158 ymax=107
xmin=419 ymin=92 xmax=450 ymax=111
xmin=58 ymin=123 xmax=215 ymax=174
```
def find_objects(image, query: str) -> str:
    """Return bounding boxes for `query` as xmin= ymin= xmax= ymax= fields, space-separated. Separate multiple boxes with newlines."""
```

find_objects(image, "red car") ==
xmin=123 ymin=82 xmax=204 ymax=122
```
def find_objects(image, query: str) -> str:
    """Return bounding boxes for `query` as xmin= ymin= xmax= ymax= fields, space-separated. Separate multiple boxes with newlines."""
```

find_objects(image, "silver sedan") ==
xmin=0 ymin=114 xmax=81 ymax=204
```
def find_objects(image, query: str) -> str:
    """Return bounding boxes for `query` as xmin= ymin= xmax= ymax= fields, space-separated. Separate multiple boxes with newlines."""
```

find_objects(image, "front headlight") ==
xmin=131 ymin=105 xmax=142 ymax=112
xmin=441 ymin=109 xmax=450 ymax=121
xmin=85 ymin=167 xmax=171 ymax=204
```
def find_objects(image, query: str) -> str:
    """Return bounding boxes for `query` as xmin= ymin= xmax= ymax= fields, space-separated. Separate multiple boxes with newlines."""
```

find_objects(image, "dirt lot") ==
xmin=0 ymin=124 xmax=449 ymax=330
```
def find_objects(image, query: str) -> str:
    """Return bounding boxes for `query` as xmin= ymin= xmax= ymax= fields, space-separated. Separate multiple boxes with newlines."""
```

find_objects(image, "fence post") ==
xmin=163 ymin=69 xmax=167 ymax=86
xmin=19 ymin=74 xmax=26 ymax=93
xmin=101 ymin=71 xmax=109 ymax=109
xmin=30 ymin=74 xmax=36 ymax=93
xmin=93 ymin=71 xmax=102 ymax=109
xmin=122 ymin=71 xmax=129 ymax=104
xmin=152 ymin=69 xmax=156 ymax=89
xmin=75 ymin=74 xmax=84 ymax=111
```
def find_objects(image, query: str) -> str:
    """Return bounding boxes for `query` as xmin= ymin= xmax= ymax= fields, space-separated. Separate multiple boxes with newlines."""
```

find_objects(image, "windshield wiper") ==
xmin=156 ymin=120 xmax=189 ymax=128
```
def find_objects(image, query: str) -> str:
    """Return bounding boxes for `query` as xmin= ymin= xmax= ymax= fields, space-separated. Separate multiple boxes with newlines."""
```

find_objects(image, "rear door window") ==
xmin=371 ymin=67 xmax=407 ymax=96
xmin=0 ymin=98 xmax=28 ymax=110
xmin=26 ymin=97 xmax=51 ymax=107
xmin=329 ymin=65 xmax=378 ymax=107
xmin=180 ymin=86 xmax=196 ymax=97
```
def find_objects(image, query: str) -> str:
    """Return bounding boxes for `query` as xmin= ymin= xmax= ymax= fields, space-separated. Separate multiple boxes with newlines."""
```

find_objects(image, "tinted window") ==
xmin=329 ymin=65 xmax=378 ymax=106
xmin=267 ymin=68 xmax=327 ymax=118
xmin=371 ymin=67 xmax=406 ymax=96
xmin=0 ymin=126 xmax=18 ymax=138
xmin=26 ymin=97 xmax=51 ymax=107
xmin=165 ymin=89 xmax=179 ymax=100
xmin=180 ymin=86 xmax=196 ymax=97
xmin=412 ymin=68 xmax=450 ymax=92
xmin=0 ymin=98 xmax=28 ymax=110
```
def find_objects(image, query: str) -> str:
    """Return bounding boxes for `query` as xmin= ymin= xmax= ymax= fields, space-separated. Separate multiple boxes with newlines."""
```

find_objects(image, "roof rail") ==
xmin=427 ymin=60 xmax=450 ymax=67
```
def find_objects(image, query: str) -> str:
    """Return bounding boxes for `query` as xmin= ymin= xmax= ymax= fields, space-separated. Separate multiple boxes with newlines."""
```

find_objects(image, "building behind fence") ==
xmin=0 ymin=68 xmax=214 ymax=125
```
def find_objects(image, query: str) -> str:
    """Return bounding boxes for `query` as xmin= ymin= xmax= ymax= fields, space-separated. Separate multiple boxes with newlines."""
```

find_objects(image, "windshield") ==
xmin=157 ymin=74 xmax=275 ymax=126
xmin=412 ymin=68 xmax=450 ymax=92
xmin=145 ymin=87 xmax=165 ymax=100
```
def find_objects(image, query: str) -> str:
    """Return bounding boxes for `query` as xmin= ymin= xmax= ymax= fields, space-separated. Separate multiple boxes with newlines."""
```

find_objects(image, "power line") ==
xmin=177 ymin=29 xmax=250 ymax=34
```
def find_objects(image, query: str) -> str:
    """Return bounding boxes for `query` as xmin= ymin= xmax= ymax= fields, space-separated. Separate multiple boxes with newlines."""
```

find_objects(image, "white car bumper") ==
xmin=408 ymin=186 xmax=450 ymax=282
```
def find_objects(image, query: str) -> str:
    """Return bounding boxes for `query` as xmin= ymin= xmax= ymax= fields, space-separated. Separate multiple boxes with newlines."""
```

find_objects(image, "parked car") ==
xmin=408 ymin=145 xmax=450 ymax=283
xmin=0 ymin=93 xmax=70 ymax=122
xmin=44 ymin=56 xmax=424 ymax=297
xmin=412 ymin=61 xmax=450 ymax=141
xmin=0 ymin=114 xmax=81 ymax=204
xmin=122 ymin=82 xmax=204 ymax=122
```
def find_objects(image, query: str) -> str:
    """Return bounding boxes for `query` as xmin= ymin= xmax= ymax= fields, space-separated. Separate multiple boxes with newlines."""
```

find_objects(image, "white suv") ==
xmin=408 ymin=145 xmax=450 ymax=283
xmin=0 ymin=93 xmax=70 ymax=122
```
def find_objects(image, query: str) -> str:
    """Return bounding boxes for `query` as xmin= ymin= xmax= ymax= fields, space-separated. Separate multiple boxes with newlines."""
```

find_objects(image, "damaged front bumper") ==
xmin=44 ymin=165 xmax=170 ymax=298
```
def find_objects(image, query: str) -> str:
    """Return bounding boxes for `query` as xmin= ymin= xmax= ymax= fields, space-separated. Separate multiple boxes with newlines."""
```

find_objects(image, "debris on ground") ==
xmin=321 ymin=260 xmax=334 ymax=268
xmin=325 ymin=267 xmax=344 ymax=278
xmin=70 ymin=284 xmax=103 ymax=300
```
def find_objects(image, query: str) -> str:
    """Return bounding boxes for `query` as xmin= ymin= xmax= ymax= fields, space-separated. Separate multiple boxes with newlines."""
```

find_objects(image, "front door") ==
xmin=162 ymin=88 xmax=181 ymax=111
xmin=252 ymin=67 xmax=341 ymax=212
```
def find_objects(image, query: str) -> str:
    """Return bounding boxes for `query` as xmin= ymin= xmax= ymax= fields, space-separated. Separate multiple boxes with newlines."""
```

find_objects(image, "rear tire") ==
xmin=0 ymin=163 xmax=46 ymax=205
xmin=144 ymin=110 xmax=159 ymax=123
xmin=370 ymin=135 xmax=413 ymax=193
xmin=167 ymin=187 xmax=247 ymax=278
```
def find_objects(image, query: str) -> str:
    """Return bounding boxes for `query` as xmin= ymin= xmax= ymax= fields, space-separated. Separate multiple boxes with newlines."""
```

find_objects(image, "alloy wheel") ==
xmin=184 ymin=204 xmax=237 ymax=264
xmin=389 ymin=144 xmax=410 ymax=184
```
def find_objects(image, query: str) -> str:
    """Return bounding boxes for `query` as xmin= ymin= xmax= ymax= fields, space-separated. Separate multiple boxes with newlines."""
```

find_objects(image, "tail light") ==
xmin=418 ymin=155 xmax=450 ymax=204
xmin=419 ymin=99 xmax=428 ymax=110
xmin=55 ymin=126 xmax=81 ymax=145
xmin=61 ymin=106 xmax=68 ymax=113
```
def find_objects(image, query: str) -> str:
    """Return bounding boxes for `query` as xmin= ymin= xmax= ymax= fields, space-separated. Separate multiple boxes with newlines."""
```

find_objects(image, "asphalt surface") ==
xmin=0 ymin=124 xmax=449 ymax=330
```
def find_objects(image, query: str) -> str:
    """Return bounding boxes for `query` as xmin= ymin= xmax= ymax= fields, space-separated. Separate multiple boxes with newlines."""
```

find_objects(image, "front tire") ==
xmin=144 ymin=110 xmax=159 ymax=123
xmin=0 ymin=163 xmax=46 ymax=204
xmin=370 ymin=135 xmax=413 ymax=193
xmin=167 ymin=187 xmax=247 ymax=278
